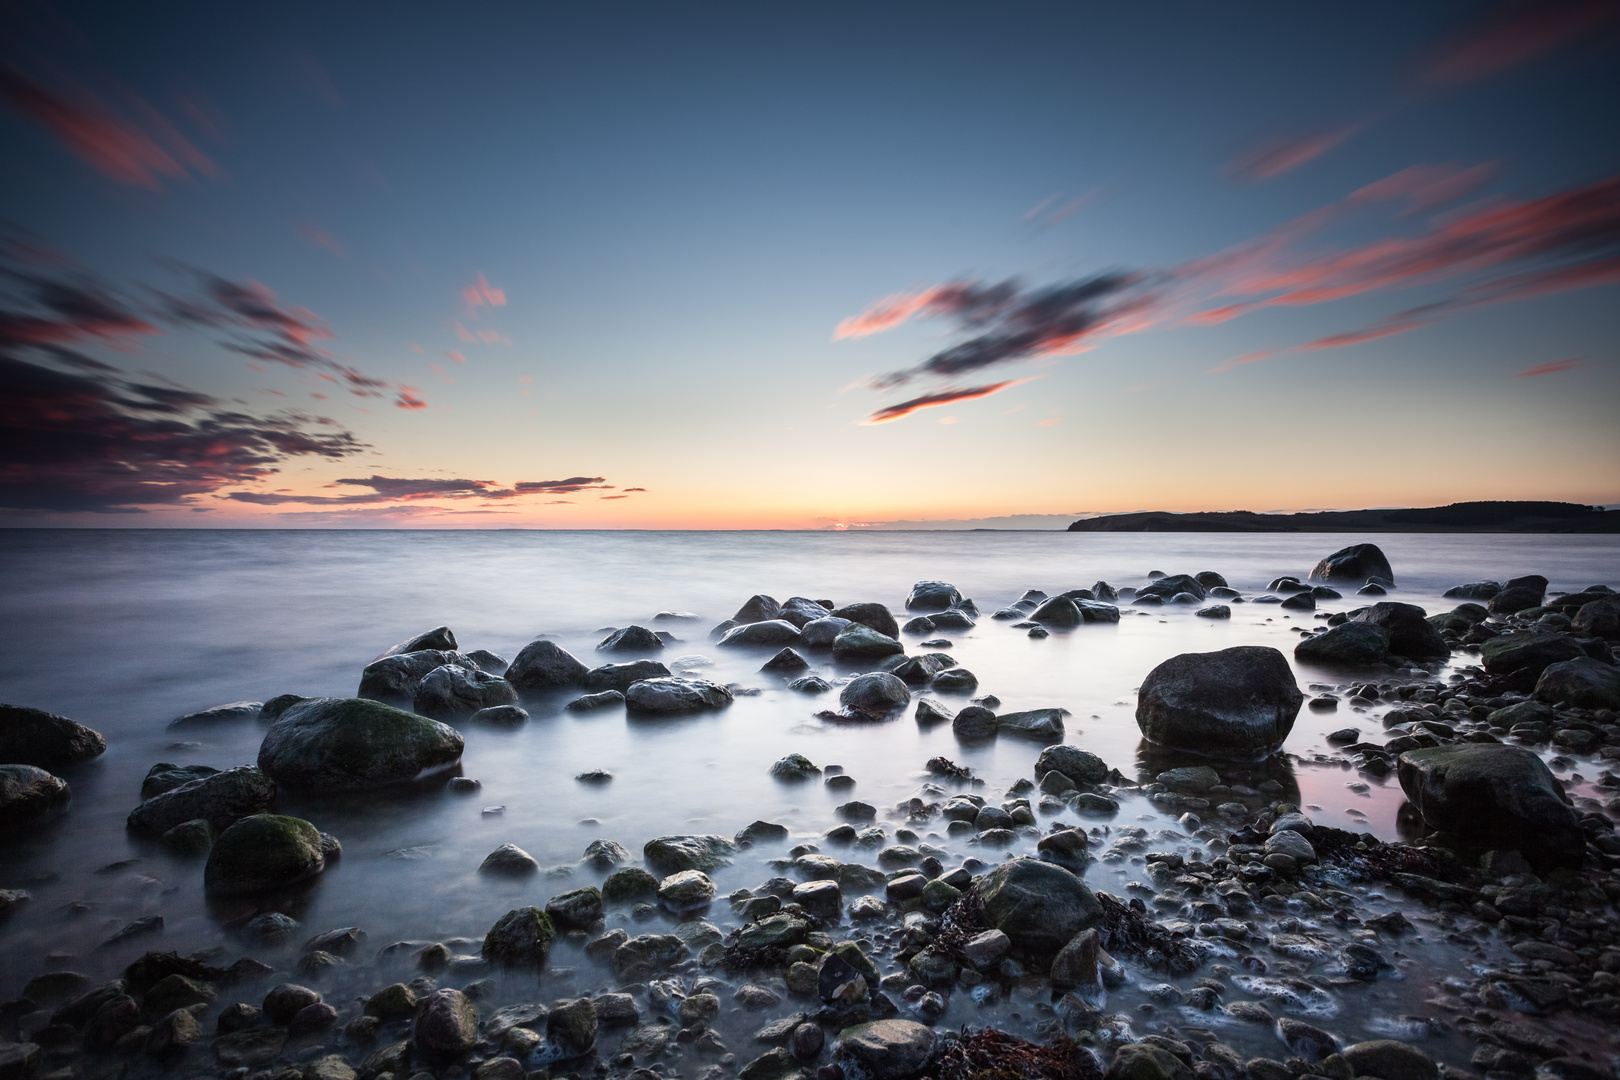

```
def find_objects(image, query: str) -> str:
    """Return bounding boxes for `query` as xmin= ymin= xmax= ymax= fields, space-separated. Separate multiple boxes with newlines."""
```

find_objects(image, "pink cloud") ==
xmin=395 ymin=387 xmax=426 ymax=410
xmin=1421 ymin=0 xmax=1619 ymax=87
xmin=1227 ymin=125 xmax=1360 ymax=181
xmin=864 ymin=380 xmax=1023 ymax=424
xmin=295 ymin=223 xmax=346 ymax=258
xmin=446 ymin=351 xmax=466 ymax=363
xmin=463 ymin=273 xmax=506 ymax=315
xmin=1515 ymin=358 xmax=1586 ymax=377
xmin=1349 ymin=162 xmax=1499 ymax=215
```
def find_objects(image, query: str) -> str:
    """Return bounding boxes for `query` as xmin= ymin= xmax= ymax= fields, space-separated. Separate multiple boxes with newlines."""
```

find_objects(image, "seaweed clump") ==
xmin=923 ymin=1028 xmax=1101 ymax=1080
xmin=1092 ymin=891 xmax=1205 ymax=975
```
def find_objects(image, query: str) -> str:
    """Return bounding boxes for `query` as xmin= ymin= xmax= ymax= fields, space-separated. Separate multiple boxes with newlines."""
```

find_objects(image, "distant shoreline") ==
xmin=1067 ymin=501 xmax=1620 ymax=534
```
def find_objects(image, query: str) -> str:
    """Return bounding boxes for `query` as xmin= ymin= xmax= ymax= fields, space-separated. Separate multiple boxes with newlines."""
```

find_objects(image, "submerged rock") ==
xmin=597 ymin=625 xmax=664 ymax=652
xmin=1294 ymin=622 xmax=1391 ymax=666
xmin=831 ymin=601 xmax=900 ymax=639
xmin=0 ymin=703 xmax=106 ymax=768
xmin=978 ymin=859 xmax=1101 ymax=963
xmin=413 ymin=664 xmax=518 ymax=719
xmin=834 ymin=1019 xmax=938 ymax=1080
xmin=831 ymin=623 xmax=905 ymax=662
xmin=799 ymin=616 xmax=852 ymax=648
xmin=839 ymin=672 xmax=911 ymax=716
xmin=718 ymin=620 xmax=802 ymax=647
xmin=1136 ymin=646 xmax=1302 ymax=759
xmin=906 ymin=581 xmax=963 ymax=612
xmin=1534 ymin=655 xmax=1620 ymax=709
xmin=1310 ymin=543 xmax=1394 ymax=585
xmin=127 ymin=765 xmax=275 ymax=837
xmin=167 ymin=701 xmax=262 ymax=729
xmin=357 ymin=649 xmax=469 ymax=700
xmin=203 ymin=814 xmax=327 ymax=895
xmin=0 ymin=764 xmax=71 ymax=828
xmin=623 ymin=677 xmax=732 ymax=714
xmin=1351 ymin=602 xmax=1447 ymax=660
xmin=643 ymin=834 xmax=735 ymax=873
xmin=505 ymin=639 xmax=590 ymax=693
xmin=258 ymin=697 xmax=463 ymax=790
xmin=482 ymin=907 xmax=556 ymax=965
xmin=1397 ymin=744 xmax=1584 ymax=870
xmin=379 ymin=626 xmax=457 ymax=658
xmin=140 ymin=762 xmax=220 ymax=799
xmin=583 ymin=659 xmax=670 ymax=693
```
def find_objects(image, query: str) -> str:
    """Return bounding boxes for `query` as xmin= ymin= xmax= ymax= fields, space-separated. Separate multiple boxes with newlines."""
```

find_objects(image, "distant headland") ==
xmin=1067 ymin=501 xmax=1620 ymax=533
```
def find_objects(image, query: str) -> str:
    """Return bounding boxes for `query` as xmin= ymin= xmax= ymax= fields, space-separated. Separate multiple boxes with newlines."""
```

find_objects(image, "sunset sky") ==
xmin=3 ymin=1 xmax=1618 ymax=528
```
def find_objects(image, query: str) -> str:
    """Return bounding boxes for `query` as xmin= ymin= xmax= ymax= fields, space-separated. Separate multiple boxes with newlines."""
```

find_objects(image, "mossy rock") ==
xmin=257 ymin=697 xmax=463 ymax=790
xmin=602 ymin=867 xmax=660 ymax=904
xmin=482 ymin=907 xmax=556 ymax=965
xmin=203 ymin=815 xmax=325 ymax=896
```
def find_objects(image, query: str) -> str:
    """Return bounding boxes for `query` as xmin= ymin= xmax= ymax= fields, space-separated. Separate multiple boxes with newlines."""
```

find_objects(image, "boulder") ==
xmin=597 ymin=625 xmax=663 ymax=652
xmin=610 ymin=934 xmax=688 ymax=979
xmin=656 ymin=870 xmax=715 ymax=912
xmin=482 ymin=907 xmax=555 ymax=965
xmin=997 ymin=709 xmax=1064 ymax=742
xmin=479 ymin=844 xmax=539 ymax=876
xmin=471 ymin=704 xmax=528 ymax=725
xmin=906 ymin=581 xmax=963 ymax=612
xmin=1035 ymin=745 xmax=1107 ymax=784
xmin=583 ymin=660 xmax=670 ymax=693
xmin=167 ymin=701 xmax=262 ymax=729
xmin=1031 ymin=597 xmax=1082 ymax=627
xmin=799 ymin=616 xmax=852 ymax=648
xmin=1105 ymin=1043 xmax=1193 ymax=1080
xmin=258 ymin=697 xmax=463 ymax=790
xmin=1339 ymin=1041 xmax=1438 ymax=1080
xmin=833 ymin=1020 xmax=938 ymax=1080
xmin=977 ymin=858 xmax=1102 ymax=962
xmin=718 ymin=620 xmax=802 ymax=647
xmin=1136 ymin=646 xmax=1302 ymax=759
xmin=839 ymin=673 xmax=911 ymax=716
xmin=203 ymin=814 xmax=327 ymax=895
xmin=1351 ymin=603 xmax=1448 ymax=660
xmin=601 ymin=868 xmax=659 ymax=903
xmin=779 ymin=596 xmax=833 ymax=627
xmin=1490 ymin=578 xmax=1547 ymax=614
xmin=414 ymin=988 xmax=478 ymax=1058
xmin=140 ymin=762 xmax=220 ymax=799
xmin=1573 ymin=598 xmax=1620 ymax=638
xmin=831 ymin=623 xmax=905 ymax=663
xmin=770 ymin=753 xmax=820 ymax=780
xmin=505 ymin=640 xmax=589 ymax=693
xmin=127 ymin=765 xmax=275 ymax=837
xmin=546 ymin=886 xmax=604 ymax=929
xmin=761 ymin=647 xmax=810 ymax=674
xmin=0 ymin=764 xmax=70 ymax=828
xmin=544 ymin=997 xmax=598 ymax=1060
xmin=413 ymin=664 xmax=518 ymax=719
xmin=0 ymin=703 xmax=106 ymax=768
xmin=1482 ymin=633 xmax=1586 ymax=678
xmin=623 ymin=677 xmax=732 ymax=714
xmin=644 ymin=834 xmax=735 ymax=873
xmin=379 ymin=626 xmax=456 ymax=658
xmin=1534 ymin=656 xmax=1620 ymax=710
xmin=952 ymin=705 xmax=998 ymax=740
xmin=1309 ymin=544 xmax=1394 ymax=585
xmin=358 ymin=649 xmax=469 ymax=700
xmin=830 ymin=602 xmax=900 ymax=639
xmin=1036 ymin=829 xmax=1091 ymax=874
xmin=1294 ymin=622 xmax=1391 ymax=666
xmin=733 ymin=595 xmax=782 ymax=624
xmin=1397 ymin=744 xmax=1584 ymax=869
xmin=1444 ymin=581 xmax=1502 ymax=600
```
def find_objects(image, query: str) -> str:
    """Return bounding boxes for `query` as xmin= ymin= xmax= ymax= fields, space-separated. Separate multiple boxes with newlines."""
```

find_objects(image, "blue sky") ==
xmin=3 ymin=1 xmax=1617 ymax=526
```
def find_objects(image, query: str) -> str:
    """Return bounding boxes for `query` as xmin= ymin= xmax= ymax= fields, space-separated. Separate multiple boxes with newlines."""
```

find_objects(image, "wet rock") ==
xmin=0 ymin=764 xmax=70 ymax=829
xmin=978 ymin=858 xmax=1102 ymax=963
xmin=952 ymin=705 xmax=998 ymax=740
xmin=598 ymin=625 xmax=665 ymax=652
xmin=258 ymin=697 xmax=463 ymax=790
xmin=997 ymin=709 xmax=1065 ymax=741
xmin=380 ymin=626 xmax=457 ymax=657
xmin=720 ymin=620 xmax=804 ymax=647
xmin=834 ymin=1019 xmax=937 ymax=1080
xmin=584 ymin=659 xmax=671 ymax=693
xmin=358 ymin=649 xmax=471 ymax=700
xmin=831 ymin=602 xmax=900 ymax=639
xmin=167 ymin=701 xmax=262 ymax=729
xmin=204 ymin=814 xmax=326 ymax=895
xmin=0 ymin=703 xmax=106 ymax=768
xmin=1481 ymin=632 xmax=1586 ymax=678
xmin=799 ymin=616 xmax=853 ymax=648
xmin=471 ymin=703 xmax=529 ymax=725
xmin=840 ymin=673 xmax=911 ymax=716
xmin=762 ymin=647 xmax=811 ymax=673
xmin=611 ymin=934 xmax=688 ymax=979
xmin=734 ymin=594 xmax=783 ymax=623
xmin=1310 ymin=543 xmax=1394 ymax=586
xmin=214 ymin=1027 xmax=288 ymax=1067
xmin=625 ymin=677 xmax=732 ymax=713
xmin=1351 ymin=603 xmax=1447 ymax=660
xmin=906 ymin=581 xmax=963 ymax=612
xmin=771 ymin=753 xmax=821 ymax=780
xmin=140 ymin=762 xmax=220 ymax=799
xmin=263 ymin=982 xmax=321 ymax=1024
xmin=789 ymin=675 xmax=832 ymax=694
xmin=365 ymin=983 xmax=417 ymax=1022
xmin=916 ymin=698 xmax=954 ymax=726
xmin=658 ymin=870 xmax=715 ymax=911
xmin=1032 ymin=597 xmax=1083 ymax=627
xmin=1294 ymin=622 xmax=1391 ymax=666
xmin=1397 ymin=744 xmax=1584 ymax=869
xmin=1104 ymin=1042 xmax=1193 ymax=1080
xmin=482 ymin=907 xmax=555 ymax=965
xmin=1036 ymin=745 xmax=1108 ymax=784
xmin=506 ymin=639 xmax=590 ymax=692
xmin=1573 ymin=597 xmax=1620 ymax=637
xmin=1037 ymin=829 xmax=1092 ymax=874
xmin=128 ymin=765 xmax=275 ymax=837
xmin=645 ymin=834 xmax=735 ymax=873
xmin=583 ymin=838 xmax=631 ymax=868
xmin=1534 ymin=656 xmax=1620 ymax=709
xmin=1197 ymin=604 xmax=1231 ymax=619
xmin=1136 ymin=646 xmax=1302 ymax=759
xmin=932 ymin=668 xmax=978 ymax=693
xmin=831 ymin=623 xmax=905 ymax=663
xmin=602 ymin=867 xmax=660 ymax=903
xmin=413 ymin=664 xmax=518 ymax=718
xmin=1264 ymin=829 xmax=1316 ymax=864
xmin=1491 ymin=585 xmax=1546 ymax=616
xmin=737 ymin=912 xmax=812 ymax=950
xmin=480 ymin=843 xmax=539 ymax=876
xmin=414 ymin=988 xmax=478 ymax=1058
xmin=1340 ymin=1040 xmax=1438 ymax=1080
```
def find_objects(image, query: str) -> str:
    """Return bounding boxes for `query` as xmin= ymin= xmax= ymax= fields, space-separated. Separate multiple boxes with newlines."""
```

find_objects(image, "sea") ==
xmin=1 ymin=528 xmax=1616 ymax=1061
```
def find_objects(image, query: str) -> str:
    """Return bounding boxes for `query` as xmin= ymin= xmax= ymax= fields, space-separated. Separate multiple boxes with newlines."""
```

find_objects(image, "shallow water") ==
xmin=1 ymin=528 xmax=1616 ymax=1066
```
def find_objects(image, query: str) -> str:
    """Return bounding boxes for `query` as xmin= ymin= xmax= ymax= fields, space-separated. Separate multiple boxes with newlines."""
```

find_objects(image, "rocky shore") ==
xmin=2 ymin=545 xmax=1618 ymax=1080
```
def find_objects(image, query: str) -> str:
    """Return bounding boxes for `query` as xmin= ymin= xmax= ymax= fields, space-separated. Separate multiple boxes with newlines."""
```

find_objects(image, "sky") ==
xmin=2 ymin=0 xmax=1618 ymax=529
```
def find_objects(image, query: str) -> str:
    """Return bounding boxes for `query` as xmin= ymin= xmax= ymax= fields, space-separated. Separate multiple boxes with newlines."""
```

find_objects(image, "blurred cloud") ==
xmin=864 ymin=381 xmax=1025 ymax=424
xmin=1227 ymin=125 xmax=1360 ymax=181
xmin=295 ymin=223 xmax=346 ymax=258
xmin=1515 ymin=358 xmax=1587 ymax=377
xmin=1420 ymin=0 xmax=1620 ymax=87
xmin=225 ymin=473 xmax=621 ymax=506
xmin=512 ymin=477 xmax=612 ymax=494
xmin=463 ymin=273 xmax=506 ymax=316
xmin=0 ymin=63 xmax=218 ymax=189
xmin=294 ymin=49 xmax=345 ymax=108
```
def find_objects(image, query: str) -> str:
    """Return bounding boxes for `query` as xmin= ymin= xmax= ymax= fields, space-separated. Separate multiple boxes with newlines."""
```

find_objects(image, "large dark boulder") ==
xmin=644 ymin=834 xmax=735 ymax=873
xmin=1034 ymin=745 xmax=1108 ymax=784
xmin=583 ymin=660 xmax=670 ymax=693
xmin=127 ymin=766 xmax=275 ymax=837
xmin=203 ymin=814 xmax=327 ymax=895
xmin=597 ymin=625 xmax=664 ymax=653
xmin=412 ymin=664 xmax=518 ymax=719
xmin=505 ymin=640 xmax=589 ymax=693
xmin=1294 ymin=622 xmax=1391 ymax=666
xmin=0 ymin=764 xmax=71 ymax=828
xmin=732 ymin=594 xmax=782 ymax=624
xmin=831 ymin=623 xmax=904 ymax=663
xmin=140 ymin=762 xmax=219 ymax=799
xmin=1480 ymin=633 xmax=1585 ymax=678
xmin=1030 ymin=597 xmax=1082 ymax=627
xmin=777 ymin=596 xmax=833 ymax=627
xmin=1535 ymin=657 xmax=1620 ymax=710
xmin=833 ymin=1020 xmax=938 ymax=1080
xmin=839 ymin=673 xmax=911 ymax=717
xmin=623 ymin=678 xmax=732 ymax=714
xmin=1351 ymin=603 xmax=1448 ymax=660
xmin=1572 ymin=598 xmax=1620 ymax=638
xmin=830 ymin=602 xmax=900 ymax=640
xmin=1397 ymin=745 xmax=1584 ymax=870
xmin=977 ymin=858 xmax=1101 ymax=964
xmin=1309 ymin=544 xmax=1394 ymax=585
xmin=258 ymin=698 xmax=464 ymax=790
xmin=1443 ymin=581 xmax=1501 ymax=601
xmin=1135 ymin=646 xmax=1302 ymax=760
xmin=482 ymin=907 xmax=555 ymax=965
xmin=378 ymin=626 xmax=456 ymax=658
xmin=0 ymin=704 xmax=106 ymax=769
xmin=1137 ymin=575 xmax=1205 ymax=601
xmin=358 ymin=649 xmax=471 ymax=700
xmin=717 ymin=620 xmax=802 ymax=648
xmin=905 ymin=581 xmax=963 ymax=612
